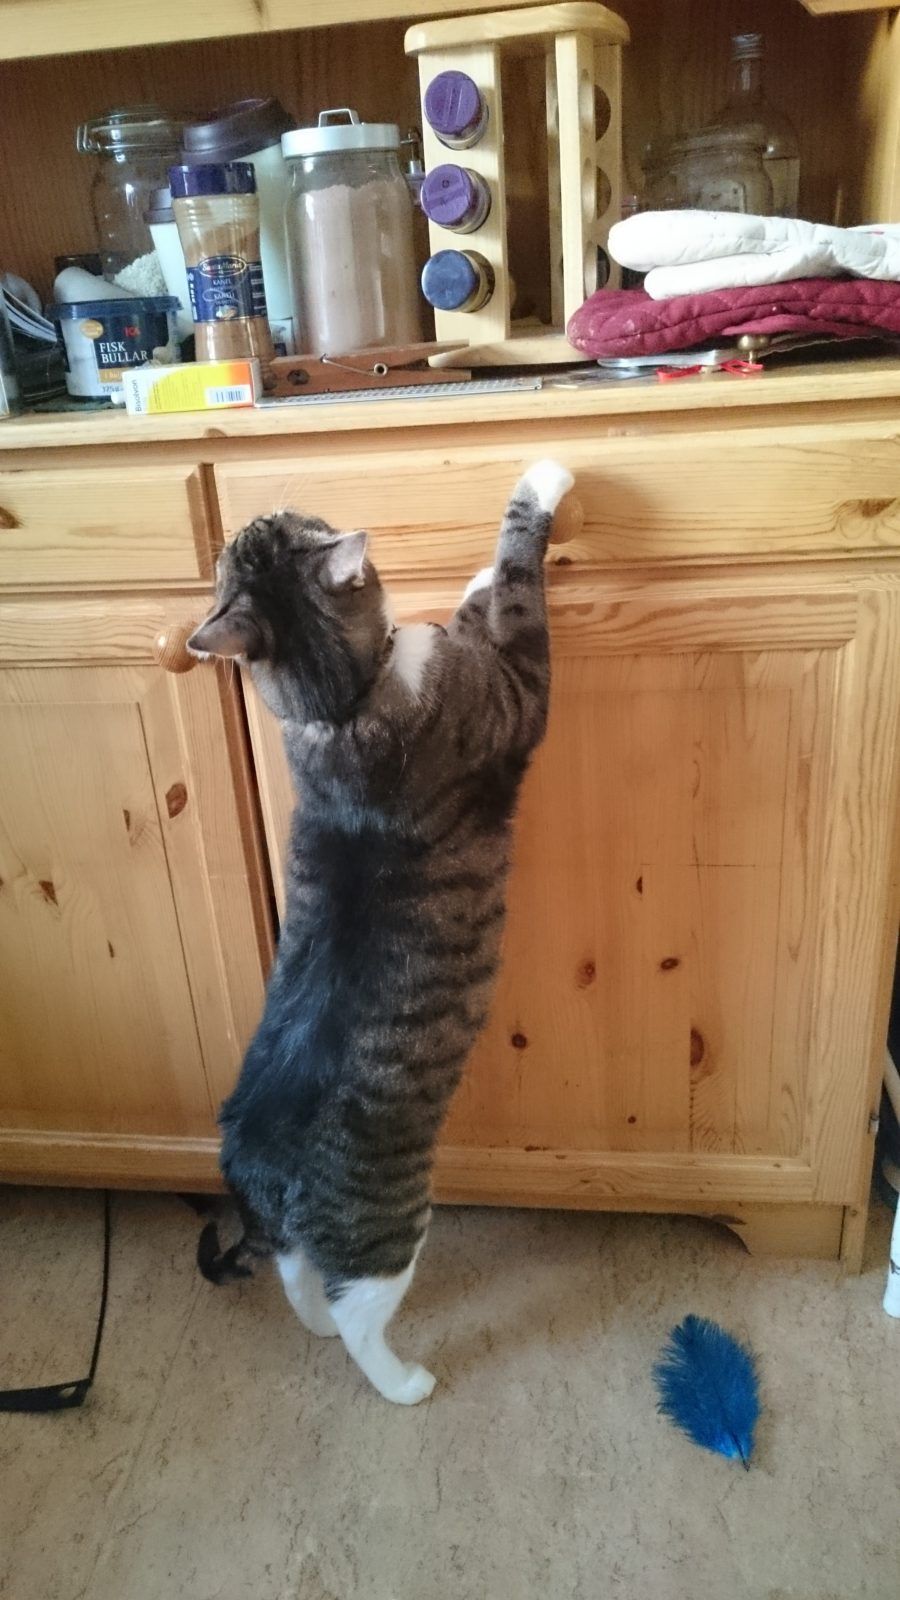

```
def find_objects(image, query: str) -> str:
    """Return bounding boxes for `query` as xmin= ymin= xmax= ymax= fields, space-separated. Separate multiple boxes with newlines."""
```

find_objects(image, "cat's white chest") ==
xmin=391 ymin=624 xmax=439 ymax=698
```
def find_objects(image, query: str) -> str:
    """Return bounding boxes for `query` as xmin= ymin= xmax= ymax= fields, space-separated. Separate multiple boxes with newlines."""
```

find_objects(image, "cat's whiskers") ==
xmin=273 ymin=472 xmax=312 ymax=518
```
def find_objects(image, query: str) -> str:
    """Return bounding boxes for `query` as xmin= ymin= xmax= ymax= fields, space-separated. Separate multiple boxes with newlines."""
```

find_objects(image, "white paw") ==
xmin=522 ymin=458 xmax=574 ymax=514
xmin=384 ymin=1363 xmax=437 ymax=1406
xmin=463 ymin=566 xmax=493 ymax=602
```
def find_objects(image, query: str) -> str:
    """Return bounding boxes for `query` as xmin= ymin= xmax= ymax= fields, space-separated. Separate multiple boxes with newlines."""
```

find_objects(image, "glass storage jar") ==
xmin=645 ymin=130 xmax=773 ymax=214
xmin=77 ymin=107 xmax=184 ymax=282
xmin=282 ymin=109 xmax=422 ymax=353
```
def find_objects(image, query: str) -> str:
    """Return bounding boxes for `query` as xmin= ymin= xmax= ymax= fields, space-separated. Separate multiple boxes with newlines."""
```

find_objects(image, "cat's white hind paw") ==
xmin=463 ymin=566 xmax=493 ymax=601
xmin=385 ymin=1362 xmax=437 ymax=1405
xmin=522 ymin=459 xmax=574 ymax=514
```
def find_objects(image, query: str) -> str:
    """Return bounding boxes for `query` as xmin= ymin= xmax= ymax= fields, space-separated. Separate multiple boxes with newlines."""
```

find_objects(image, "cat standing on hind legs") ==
xmin=189 ymin=459 xmax=574 ymax=1404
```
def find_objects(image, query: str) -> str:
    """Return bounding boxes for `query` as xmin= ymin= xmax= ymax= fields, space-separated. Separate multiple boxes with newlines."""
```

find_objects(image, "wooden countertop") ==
xmin=3 ymin=360 xmax=900 ymax=454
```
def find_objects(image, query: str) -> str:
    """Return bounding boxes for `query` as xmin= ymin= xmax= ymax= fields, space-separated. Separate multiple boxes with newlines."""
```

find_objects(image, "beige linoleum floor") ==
xmin=1 ymin=1186 xmax=898 ymax=1600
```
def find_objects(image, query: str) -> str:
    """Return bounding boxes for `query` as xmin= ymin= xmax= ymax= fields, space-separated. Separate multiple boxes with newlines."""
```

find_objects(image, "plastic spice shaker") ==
xmin=169 ymin=162 xmax=274 ymax=380
xmin=181 ymin=99 xmax=294 ymax=351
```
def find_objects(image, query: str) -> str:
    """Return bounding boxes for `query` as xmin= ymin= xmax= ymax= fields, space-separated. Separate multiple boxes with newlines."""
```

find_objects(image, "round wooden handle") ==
xmin=549 ymin=490 xmax=584 ymax=545
xmin=154 ymin=621 xmax=200 ymax=674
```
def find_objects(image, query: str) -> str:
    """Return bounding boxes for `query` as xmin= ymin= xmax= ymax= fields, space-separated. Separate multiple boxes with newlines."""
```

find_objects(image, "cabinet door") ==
xmin=243 ymin=566 xmax=900 ymax=1212
xmin=439 ymin=567 xmax=900 ymax=1210
xmin=0 ymin=596 xmax=270 ymax=1185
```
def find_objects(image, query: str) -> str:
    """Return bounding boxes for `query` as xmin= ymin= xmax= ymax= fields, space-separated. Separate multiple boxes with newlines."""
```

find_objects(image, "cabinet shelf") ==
xmin=3 ymin=360 xmax=900 ymax=453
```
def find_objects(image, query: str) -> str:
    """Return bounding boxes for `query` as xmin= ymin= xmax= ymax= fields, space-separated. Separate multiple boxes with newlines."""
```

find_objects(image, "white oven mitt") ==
xmin=609 ymin=211 xmax=900 ymax=300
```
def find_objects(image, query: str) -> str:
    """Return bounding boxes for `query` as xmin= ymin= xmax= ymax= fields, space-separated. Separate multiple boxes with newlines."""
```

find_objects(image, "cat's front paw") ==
xmin=385 ymin=1362 xmax=437 ymax=1405
xmin=522 ymin=459 xmax=574 ymax=515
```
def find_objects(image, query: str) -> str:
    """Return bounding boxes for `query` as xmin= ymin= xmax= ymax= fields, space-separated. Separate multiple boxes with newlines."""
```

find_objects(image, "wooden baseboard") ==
xmin=0 ymin=1129 xmax=222 ymax=1190
xmin=433 ymin=1144 xmax=816 ymax=1206
xmin=0 ymin=1131 xmax=850 ymax=1260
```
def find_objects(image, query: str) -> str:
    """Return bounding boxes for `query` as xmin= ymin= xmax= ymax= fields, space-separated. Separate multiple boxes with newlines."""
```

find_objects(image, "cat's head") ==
xmin=188 ymin=511 xmax=391 ymax=724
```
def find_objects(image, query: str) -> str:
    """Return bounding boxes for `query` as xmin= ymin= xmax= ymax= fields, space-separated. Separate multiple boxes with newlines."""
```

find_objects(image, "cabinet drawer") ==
xmin=0 ymin=464 xmax=214 ymax=587
xmin=215 ymin=421 xmax=900 ymax=574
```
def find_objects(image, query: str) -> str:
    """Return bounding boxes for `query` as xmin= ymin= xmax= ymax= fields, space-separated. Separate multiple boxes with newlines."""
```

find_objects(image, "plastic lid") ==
xmin=48 ymin=296 xmax=179 ymax=319
xmin=144 ymin=186 xmax=174 ymax=225
xmin=181 ymin=98 xmax=292 ymax=163
xmin=169 ymin=162 xmax=257 ymax=198
xmin=421 ymin=249 xmax=483 ymax=311
xmin=421 ymin=164 xmax=481 ymax=227
xmin=424 ymin=72 xmax=483 ymax=139
xmin=281 ymin=108 xmax=400 ymax=158
xmin=77 ymin=106 xmax=184 ymax=154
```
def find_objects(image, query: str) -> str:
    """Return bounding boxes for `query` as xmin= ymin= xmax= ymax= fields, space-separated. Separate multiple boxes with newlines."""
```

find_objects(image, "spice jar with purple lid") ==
xmin=424 ymin=71 xmax=489 ymax=150
xmin=421 ymin=249 xmax=494 ymax=312
xmin=420 ymin=164 xmax=491 ymax=233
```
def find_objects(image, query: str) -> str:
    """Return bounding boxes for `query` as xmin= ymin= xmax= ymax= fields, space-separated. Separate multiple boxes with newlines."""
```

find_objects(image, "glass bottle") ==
xmin=665 ymin=130 xmax=772 ymax=214
xmin=708 ymin=33 xmax=800 ymax=217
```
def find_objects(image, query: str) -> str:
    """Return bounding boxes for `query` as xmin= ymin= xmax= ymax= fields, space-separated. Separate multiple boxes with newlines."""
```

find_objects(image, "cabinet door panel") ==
xmin=0 ymin=601 xmax=270 ymax=1163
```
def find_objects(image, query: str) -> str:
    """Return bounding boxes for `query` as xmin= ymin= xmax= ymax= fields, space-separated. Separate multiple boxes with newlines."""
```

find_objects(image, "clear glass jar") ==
xmin=77 ymin=107 xmax=184 ymax=281
xmin=646 ymin=130 xmax=772 ymax=214
xmin=282 ymin=109 xmax=422 ymax=353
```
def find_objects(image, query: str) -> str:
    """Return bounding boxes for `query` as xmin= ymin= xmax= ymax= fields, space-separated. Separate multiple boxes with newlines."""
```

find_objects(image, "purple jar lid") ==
xmin=420 ymin=164 xmax=482 ymax=227
xmin=169 ymin=162 xmax=257 ymax=198
xmin=424 ymin=71 xmax=483 ymax=141
xmin=422 ymin=249 xmax=484 ymax=311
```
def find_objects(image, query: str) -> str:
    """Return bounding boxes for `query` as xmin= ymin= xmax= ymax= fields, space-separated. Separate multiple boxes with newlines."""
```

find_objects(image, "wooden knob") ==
xmin=550 ymin=490 xmax=584 ymax=545
xmin=154 ymin=621 xmax=200 ymax=674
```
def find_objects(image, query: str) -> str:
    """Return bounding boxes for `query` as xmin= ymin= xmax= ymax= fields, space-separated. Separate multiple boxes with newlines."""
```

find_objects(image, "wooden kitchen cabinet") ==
xmin=0 ymin=0 xmax=897 ymax=1270
xmin=0 ymin=594 xmax=271 ymax=1188
xmin=217 ymin=432 xmax=900 ymax=1263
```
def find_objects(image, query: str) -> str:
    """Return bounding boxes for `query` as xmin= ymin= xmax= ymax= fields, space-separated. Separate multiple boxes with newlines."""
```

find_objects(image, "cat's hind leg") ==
xmin=328 ymin=1259 xmax=435 ymax=1405
xmin=276 ymin=1246 xmax=339 ymax=1337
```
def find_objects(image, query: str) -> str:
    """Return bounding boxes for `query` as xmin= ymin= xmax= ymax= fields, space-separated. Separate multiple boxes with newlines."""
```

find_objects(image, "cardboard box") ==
xmin=123 ymin=359 xmax=261 ymax=414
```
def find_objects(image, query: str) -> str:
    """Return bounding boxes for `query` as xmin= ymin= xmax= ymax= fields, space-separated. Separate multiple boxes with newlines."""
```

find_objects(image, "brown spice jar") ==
xmin=171 ymin=171 xmax=274 ymax=383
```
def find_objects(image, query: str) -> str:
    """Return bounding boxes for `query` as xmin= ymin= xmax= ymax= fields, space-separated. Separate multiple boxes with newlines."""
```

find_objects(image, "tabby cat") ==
xmin=188 ymin=459 xmax=574 ymax=1404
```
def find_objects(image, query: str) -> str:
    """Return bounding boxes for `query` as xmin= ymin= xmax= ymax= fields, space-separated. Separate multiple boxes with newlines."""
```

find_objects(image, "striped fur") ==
xmin=190 ymin=462 xmax=572 ymax=1385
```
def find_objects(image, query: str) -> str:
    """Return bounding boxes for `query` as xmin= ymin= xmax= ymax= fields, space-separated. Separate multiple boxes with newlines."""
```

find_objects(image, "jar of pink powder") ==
xmin=282 ymin=109 xmax=423 ymax=355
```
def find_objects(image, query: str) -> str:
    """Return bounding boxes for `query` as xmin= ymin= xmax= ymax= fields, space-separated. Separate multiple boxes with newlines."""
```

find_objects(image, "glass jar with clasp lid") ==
xmin=282 ymin=108 xmax=422 ymax=354
xmin=77 ymin=106 xmax=185 ymax=282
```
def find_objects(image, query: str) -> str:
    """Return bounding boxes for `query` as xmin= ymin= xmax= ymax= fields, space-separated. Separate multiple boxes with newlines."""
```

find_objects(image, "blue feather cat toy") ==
xmin=653 ymin=1315 xmax=761 ymax=1468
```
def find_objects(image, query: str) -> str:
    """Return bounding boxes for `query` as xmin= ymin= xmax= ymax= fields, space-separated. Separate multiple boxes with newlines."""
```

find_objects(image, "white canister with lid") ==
xmin=144 ymin=187 xmax=194 ymax=339
xmin=282 ymin=109 xmax=422 ymax=354
xmin=181 ymin=99 xmax=294 ymax=352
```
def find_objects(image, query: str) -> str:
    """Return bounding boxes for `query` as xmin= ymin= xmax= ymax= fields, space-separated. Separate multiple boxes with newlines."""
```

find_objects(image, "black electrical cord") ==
xmin=0 ymin=1189 xmax=111 ymax=1413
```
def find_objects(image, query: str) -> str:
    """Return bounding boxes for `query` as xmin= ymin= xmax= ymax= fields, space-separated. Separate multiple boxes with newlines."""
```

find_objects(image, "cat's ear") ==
xmin=188 ymin=602 xmax=261 ymax=660
xmin=320 ymin=531 xmax=369 ymax=592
